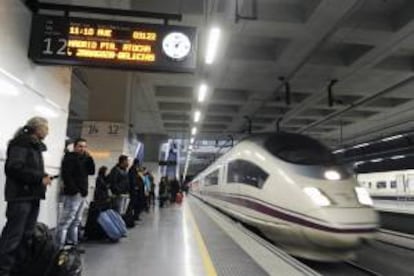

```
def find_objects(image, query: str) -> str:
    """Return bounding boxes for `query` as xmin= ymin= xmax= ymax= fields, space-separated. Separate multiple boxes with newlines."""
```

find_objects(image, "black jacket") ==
xmin=94 ymin=175 xmax=110 ymax=202
xmin=4 ymin=133 xmax=47 ymax=201
xmin=61 ymin=152 xmax=95 ymax=197
xmin=108 ymin=166 xmax=129 ymax=196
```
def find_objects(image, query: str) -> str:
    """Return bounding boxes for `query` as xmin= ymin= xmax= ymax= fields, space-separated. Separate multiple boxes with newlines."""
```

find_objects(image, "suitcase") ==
xmin=106 ymin=209 xmax=128 ymax=234
xmin=176 ymin=192 xmax=183 ymax=204
xmin=97 ymin=210 xmax=126 ymax=241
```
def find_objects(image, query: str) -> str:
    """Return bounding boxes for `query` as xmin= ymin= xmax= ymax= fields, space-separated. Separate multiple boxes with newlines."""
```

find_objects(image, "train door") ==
xmin=406 ymin=174 xmax=414 ymax=195
xmin=396 ymin=174 xmax=406 ymax=195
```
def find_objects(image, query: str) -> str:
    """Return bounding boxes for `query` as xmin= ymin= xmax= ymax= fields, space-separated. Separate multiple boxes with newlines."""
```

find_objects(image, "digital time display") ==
xmin=29 ymin=15 xmax=197 ymax=73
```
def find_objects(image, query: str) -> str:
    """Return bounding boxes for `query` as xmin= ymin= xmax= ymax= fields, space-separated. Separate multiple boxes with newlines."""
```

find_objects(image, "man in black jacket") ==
xmin=55 ymin=138 xmax=95 ymax=250
xmin=108 ymin=155 xmax=130 ymax=215
xmin=0 ymin=117 xmax=52 ymax=276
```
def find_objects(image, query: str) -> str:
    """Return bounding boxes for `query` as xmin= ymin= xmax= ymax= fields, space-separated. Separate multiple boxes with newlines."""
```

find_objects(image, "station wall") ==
xmin=0 ymin=0 xmax=71 ymax=228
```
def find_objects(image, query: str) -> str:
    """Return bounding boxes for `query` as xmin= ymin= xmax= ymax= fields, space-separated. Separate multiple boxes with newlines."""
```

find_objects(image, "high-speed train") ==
xmin=357 ymin=169 xmax=414 ymax=213
xmin=190 ymin=132 xmax=379 ymax=261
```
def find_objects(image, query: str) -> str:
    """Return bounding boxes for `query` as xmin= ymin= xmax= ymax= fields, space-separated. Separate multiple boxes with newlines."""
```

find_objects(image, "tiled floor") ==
xmin=83 ymin=197 xmax=268 ymax=276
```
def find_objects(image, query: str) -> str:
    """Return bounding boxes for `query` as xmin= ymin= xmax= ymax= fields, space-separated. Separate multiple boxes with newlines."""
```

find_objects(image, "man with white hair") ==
xmin=0 ymin=117 xmax=52 ymax=276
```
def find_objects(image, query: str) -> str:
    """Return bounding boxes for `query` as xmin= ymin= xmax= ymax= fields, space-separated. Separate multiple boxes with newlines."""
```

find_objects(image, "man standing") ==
xmin=0 ymin=117 xmax=52 ymax=276
xmin=108 ymin=155 xmax=130 ymax=215
xmin=56 ymin=138 xmax=95 ymax=251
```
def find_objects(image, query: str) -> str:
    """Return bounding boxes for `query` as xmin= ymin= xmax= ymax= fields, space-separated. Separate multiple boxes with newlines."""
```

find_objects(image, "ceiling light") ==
xmin=205 ymin=27 xmax=221 ymax=64
xmin=34 ymin=105 xmax=59 ymax=118
xmin=190 ymin=137 xmax=195 ymax=144
xmin=194 ymin=110 xmax=201 ymax=122
xmin=391 ymin=155 xmax=405 ymax=160
xmin=371 ymin=158 xmax=383 ymax=163
xmin=332 ymin=148 xmax=345 ymax=154
xmin=191 ymin=127 xmax=197 ymax=135
xmin=382 ymin=134 xmax=403 ymax=142
xmin=352 ymin=143 xmax=370 ymax=149
xmin=189 ymin=145 xmax=193 ymax=150
xmin=198 ymin=83 xmax=207 ymax=102
xmin=354 ymin=161 xmax=365 ymax=166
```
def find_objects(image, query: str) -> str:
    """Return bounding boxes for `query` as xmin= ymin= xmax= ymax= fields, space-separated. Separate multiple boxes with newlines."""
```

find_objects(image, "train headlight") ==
xmin=355 ymin=187 xmax=373 ymax=206
xmin=303 ymin=187 xmax=331 ymax=206
xmin=324 ymin=170 xmax=341 ymax=180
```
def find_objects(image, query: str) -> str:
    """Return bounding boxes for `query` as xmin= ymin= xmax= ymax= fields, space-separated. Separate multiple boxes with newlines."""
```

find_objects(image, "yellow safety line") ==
xmin=184 ymin=201 xmax=218 ymax=276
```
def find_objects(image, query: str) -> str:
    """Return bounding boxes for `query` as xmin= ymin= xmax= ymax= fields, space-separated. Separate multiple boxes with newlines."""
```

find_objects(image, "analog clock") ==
xmin=162 ymin=32 xmax=192 ymax=60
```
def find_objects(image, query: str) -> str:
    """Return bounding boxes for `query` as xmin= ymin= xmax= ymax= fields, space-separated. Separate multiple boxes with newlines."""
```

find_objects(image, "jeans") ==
xmin=56 ymin=194 xmax=86 ymax=248
xmin=0 ymin=201 xmax=39 ymax=276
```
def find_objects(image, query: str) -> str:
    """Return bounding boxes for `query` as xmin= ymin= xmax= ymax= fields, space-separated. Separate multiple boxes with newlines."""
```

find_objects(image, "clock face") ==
xmin=162 ymin=32 xmax=192 ymax=60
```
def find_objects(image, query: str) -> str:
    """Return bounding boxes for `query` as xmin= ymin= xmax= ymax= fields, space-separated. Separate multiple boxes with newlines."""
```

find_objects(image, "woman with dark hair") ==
xmin=94 ymin=166 xmax=110 ymax=203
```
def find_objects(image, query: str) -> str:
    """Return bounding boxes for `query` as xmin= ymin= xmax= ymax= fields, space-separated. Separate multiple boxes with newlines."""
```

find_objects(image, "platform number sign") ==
xmin=84 ymin=123 xmax=123 ymax=137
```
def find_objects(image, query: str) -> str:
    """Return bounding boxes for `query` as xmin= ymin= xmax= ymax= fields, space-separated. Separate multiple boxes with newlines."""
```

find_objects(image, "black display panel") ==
xmin=29 ymin=15 xmax=197 ymax=73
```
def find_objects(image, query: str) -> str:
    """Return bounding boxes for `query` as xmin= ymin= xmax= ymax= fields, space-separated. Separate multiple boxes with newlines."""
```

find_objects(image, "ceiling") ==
xmin=39 ymin=0 xmax=414 ymax=173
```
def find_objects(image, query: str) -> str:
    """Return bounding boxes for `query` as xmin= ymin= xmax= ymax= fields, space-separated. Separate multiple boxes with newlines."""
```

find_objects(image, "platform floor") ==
xmin=83 ymin=196 xmax=268 ymax=276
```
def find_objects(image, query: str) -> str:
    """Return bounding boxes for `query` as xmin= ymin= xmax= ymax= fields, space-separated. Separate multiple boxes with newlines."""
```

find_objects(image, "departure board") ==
xmin=28 ymin=15 xmax=197 ymax=73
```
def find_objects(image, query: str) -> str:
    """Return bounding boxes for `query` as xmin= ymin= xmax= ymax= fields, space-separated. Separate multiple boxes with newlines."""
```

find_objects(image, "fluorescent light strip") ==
xmin=371 ymin=158 xmax=383 ymax=163
xmin=190 ymin=137 xmax=195 ymax=144
xmin=333 ymin=148 xmax=345 ymax=154
xmin=194 ymin=110 xmax=201 ymax=122
xmin=205 ymin=27 xmax=221 ymax=64
xmin=352 ymin=143 xmax=370 ymax=149
xmin=382 ymin=134 xmax=403 ymax=142
xmin=191 ymin=127 xmax=197 ymax=135
xmin=198 ymin=84 xmax=207 ymax=102
xmin=391 ymin=155 xmax=405 ymax=160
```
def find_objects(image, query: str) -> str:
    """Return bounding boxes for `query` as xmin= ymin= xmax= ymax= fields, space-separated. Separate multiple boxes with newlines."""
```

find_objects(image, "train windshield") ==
xmin=264 ymin=133 xmax=338 ymax=165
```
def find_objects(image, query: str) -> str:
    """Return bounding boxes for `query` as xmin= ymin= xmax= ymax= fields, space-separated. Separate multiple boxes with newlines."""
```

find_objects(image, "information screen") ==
xmin=29 ymin=15 xmax=197 ymax=73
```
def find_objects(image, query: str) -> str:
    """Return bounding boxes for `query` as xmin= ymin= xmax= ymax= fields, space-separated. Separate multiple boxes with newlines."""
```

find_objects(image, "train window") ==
xmin=227 ymin=159 xmax=268 ymax=188
xmin=263 ymin=133 xmax=338 ymax=166
xmin=390 ymin=181 xmax=397 ymax=189
xmin=376 ymin=181 xmax=387 ymax=189
xmin=205 ymin=170 xmax=219 ymax=186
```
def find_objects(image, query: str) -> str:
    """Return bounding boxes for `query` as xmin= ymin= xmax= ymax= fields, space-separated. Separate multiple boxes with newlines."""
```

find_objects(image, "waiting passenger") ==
xmin=127 ymin=159 xmax=143 ymax=221
xmin=143 ymin=168 xmax=151 ymax=212
xmin=170 ymin=178 xmax=180 ymax=203
xmin=94 ymin=166 xmax=111 ymax=204
xmin=56 ymin=138 xmax=95 ymax=251
xmin=149 ymin=172 xmax=156 ymax=206
xmin=108 ymin=155 xmax=130 ymax=215
xmin=0 ymin=117 xmax=52 ymax=275
xmin=158 ymin=177 xmax=168 ymax=208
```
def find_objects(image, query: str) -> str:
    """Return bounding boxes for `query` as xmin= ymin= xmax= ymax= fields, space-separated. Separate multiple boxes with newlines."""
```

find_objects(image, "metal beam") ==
xmin=25 ymin=0 xmax=182 ymax=22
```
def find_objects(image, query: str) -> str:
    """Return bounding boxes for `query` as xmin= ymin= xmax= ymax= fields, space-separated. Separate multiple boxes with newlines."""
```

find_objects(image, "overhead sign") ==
xmin=29 ymin=15 xmax=197 ymax=73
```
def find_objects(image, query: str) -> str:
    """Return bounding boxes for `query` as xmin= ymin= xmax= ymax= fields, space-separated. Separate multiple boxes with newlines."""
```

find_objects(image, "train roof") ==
xmin=241 ymin=132 xmax=327 ymax=149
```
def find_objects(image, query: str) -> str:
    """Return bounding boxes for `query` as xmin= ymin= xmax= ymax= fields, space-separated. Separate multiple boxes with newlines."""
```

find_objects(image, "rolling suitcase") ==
xmin=97 ymin=210 xmax=126 ymax=241
xmin=106 ymin=209 xmax=128 ymax=235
